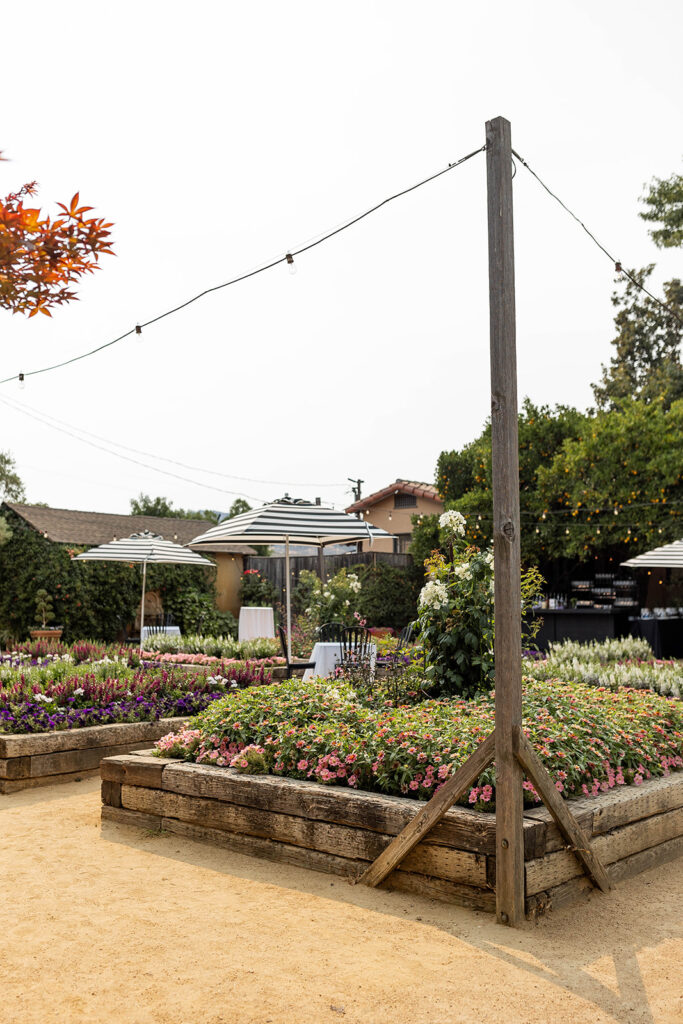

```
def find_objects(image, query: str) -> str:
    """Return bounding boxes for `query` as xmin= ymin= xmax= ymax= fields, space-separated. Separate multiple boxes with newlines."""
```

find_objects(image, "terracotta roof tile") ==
xmin=345 ymin=479 xmax=442 ymax=513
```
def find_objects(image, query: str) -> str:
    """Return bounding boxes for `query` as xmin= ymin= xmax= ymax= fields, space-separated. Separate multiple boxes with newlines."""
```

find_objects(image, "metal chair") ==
xmin=277 ymin=625 xmax=316 ymax=677
xmin=317 ymin=622 xmax=344 ymax=642
xmin=339 ymin=626 xmax=372 ymax=666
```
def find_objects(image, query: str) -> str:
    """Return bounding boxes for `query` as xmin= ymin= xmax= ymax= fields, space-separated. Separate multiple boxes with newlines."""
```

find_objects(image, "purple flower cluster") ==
xmin=0 ymin=690 xmax=225 ymax=734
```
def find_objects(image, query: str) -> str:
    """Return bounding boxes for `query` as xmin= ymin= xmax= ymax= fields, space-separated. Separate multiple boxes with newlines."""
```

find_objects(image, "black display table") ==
xmin=531 ymin=608 xmax=632 ymax=651
xmin=629 ymin=617 xmax=683 ymax=659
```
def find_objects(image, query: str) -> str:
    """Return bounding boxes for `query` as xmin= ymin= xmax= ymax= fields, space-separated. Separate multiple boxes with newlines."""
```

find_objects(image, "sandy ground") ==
xmin=1 ymin=778 xmax=681 ymax=1024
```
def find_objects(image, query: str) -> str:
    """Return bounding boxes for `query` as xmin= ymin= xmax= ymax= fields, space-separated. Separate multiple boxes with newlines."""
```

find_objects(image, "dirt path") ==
xmin=1 ymin=777 xmax=681 ymax=1024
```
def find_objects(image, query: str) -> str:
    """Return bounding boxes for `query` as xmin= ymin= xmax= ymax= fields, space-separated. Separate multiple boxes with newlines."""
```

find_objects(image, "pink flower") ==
xmin=296 ymin=759 xmax=308 ymax=771
xmin=409 ymin=780 xmax=419 ymax=790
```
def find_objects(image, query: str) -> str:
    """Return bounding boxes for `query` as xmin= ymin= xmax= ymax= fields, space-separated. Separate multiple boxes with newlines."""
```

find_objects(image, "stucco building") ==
xmin=345 ymin=479 xmax=443 ymax=554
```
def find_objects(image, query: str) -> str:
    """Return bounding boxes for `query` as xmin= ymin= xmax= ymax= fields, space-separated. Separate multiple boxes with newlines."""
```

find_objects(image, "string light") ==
xmin=0 ymin=143 xmax=485 ymax=388
xmin=286 ymin=253 xmax=297 ymax=276
xmin=18 ymin=373 xmax=25 ymax=390
xmin=135 ymin=324 xmax=142 ymax=343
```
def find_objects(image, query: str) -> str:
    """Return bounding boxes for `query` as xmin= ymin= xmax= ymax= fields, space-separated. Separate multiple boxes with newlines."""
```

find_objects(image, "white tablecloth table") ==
xmin=303 ymin=641 xmax=376 ymax=682
xmin=238 ymin=606 xmax=275 ymax=641
xmin=141 ymin=625 xmax=181 ymax=644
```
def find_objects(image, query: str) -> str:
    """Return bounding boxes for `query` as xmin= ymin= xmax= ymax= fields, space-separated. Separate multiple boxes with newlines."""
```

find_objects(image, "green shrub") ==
xmin=354 ymin=561 xmax=422 ymax=631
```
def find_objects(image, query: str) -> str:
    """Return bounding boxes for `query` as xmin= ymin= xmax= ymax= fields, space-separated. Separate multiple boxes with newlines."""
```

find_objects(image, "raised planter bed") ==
xmin=100 ymin=752 xmax=683 ymax=916
xmin=0 ymin=718 xmax=188 ymax=794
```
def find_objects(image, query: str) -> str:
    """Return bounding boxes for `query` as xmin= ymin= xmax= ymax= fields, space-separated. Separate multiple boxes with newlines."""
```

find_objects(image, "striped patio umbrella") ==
xmin=190 ymin=498 xmax=394 ymax=658
xmin=622 ymin=539 xmax=683 ymax=569
xmin=72 ymin=531 xmax=214 ymax=650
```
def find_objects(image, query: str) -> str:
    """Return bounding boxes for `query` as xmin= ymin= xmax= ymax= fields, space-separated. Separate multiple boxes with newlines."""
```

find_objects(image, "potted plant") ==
xmin=30 ymin=588 xmax=63 ymax=641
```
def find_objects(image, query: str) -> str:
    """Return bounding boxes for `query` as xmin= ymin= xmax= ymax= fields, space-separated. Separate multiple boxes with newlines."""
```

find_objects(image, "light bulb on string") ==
xmin=286 ymin=253 xmax=297 ymax=276
xmin=18 ymin=373 xmax=25 ymax=390
xmin=135 ymin=325 xmax=143 ymax=343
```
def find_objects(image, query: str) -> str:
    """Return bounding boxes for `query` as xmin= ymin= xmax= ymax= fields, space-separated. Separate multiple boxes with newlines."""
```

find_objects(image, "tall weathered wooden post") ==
xmin=358 ymin=116 xmax=610 ymax=924
xmin=486 ymin=115 xmax=525 ymax=926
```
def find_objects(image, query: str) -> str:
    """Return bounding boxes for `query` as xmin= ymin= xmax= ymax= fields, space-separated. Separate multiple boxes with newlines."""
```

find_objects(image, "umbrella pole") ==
xmin=139 ymin=560 xmax=148 ymax=654
xmin=285 ymin=536 xmax=292 ymax=662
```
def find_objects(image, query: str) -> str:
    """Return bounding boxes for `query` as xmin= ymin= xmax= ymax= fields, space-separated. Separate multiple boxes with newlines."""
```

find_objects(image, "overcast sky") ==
xmin=1 ymin=0 xmax=681 ymax=518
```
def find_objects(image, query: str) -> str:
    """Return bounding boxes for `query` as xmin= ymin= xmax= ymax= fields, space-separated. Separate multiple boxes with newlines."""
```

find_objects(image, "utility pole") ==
xmin=347 ymin=477 xmax=364 ymax=520
xmin=486 ymin=115 xmax=525 ymax=926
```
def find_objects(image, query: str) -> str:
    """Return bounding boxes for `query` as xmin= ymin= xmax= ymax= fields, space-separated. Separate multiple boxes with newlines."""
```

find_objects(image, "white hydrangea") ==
xmin=439 ymin=509 xmax=466 ymax=537
xmin=484 ymin=549 xmax=494 ymax=567
xmin=419 ymin=580 xmax=449 ymax=611
xmin=453 ymin=562 xmax=471 ymax=580
xmin=348 ymin=573 xmax=361 ymax=594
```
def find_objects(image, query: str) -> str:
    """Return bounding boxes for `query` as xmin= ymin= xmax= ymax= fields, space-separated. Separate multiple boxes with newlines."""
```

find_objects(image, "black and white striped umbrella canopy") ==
xmin=622 ymin=539 xmax=683 ymax=569
xmin=73 ymin=531 xmax=214 ymax=567
xmin=190 ymin=499 xmax=394 ymax=547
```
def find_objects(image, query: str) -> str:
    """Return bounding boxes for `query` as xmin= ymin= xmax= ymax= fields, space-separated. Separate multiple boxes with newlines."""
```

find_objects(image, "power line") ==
xmin=0 ymin=396 xmax=264 ymax=503
xmin=0 ymin=392 xmax=345 ymax=489
xmin=1 ymin=144 xmax=486 ymax=387
xmin=512 ymin=148 xmax=683 ymax=327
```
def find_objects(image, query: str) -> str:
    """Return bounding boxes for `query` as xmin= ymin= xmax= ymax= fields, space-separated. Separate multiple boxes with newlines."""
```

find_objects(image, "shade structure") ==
xmin=73 ymin=531 xmax=214 ymax=649
xmin=621 ymin=539 xmax=683 ymax=569
xmin=190 ymin=498 xmax=394 ymax=659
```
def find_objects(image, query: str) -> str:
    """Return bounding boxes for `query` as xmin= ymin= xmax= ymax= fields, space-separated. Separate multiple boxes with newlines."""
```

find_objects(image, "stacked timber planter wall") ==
xmin=0 ymin=718 xmax=188 ymax=794
xmin=101 ymin=752 xmax=683 ymax=916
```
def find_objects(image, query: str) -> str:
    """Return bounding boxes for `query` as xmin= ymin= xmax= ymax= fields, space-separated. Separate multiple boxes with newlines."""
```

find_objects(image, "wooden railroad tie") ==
xmin=359 ymin=725 xmax=611 ymax=896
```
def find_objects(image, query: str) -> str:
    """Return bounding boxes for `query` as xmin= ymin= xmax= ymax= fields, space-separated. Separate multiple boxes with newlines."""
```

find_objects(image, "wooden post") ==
xmin=487 ymin=116 xmax=525 ymax=926
xmin=318 ymin=545 xmax=325 ymax=584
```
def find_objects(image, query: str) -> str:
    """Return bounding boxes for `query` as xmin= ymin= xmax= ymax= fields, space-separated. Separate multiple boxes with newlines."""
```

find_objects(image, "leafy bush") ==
xmin=165 ymin=588 xmax=237 ymax=636
xmin=353 ymin=561 xmax=423 ymax=631
xmin=154 ymin=675 xmax=683 ymax=810
xmin=239 ymin=569 xmax=278 ymax=608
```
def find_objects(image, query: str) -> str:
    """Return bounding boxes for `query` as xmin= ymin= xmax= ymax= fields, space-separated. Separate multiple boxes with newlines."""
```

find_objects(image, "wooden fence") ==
xmin=244 ymin=551 xmax=414 ymax=606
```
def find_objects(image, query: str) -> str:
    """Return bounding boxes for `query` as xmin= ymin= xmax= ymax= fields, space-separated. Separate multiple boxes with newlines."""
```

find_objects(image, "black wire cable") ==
xmin=512 ymin=148 xmax=683 ymax=327
xmin=0 ymin=397 xmax=265 ymax=502
xmin=1 ymin=144 xmax=486 ymax=386
xmin=0 ymin=393 xmax=345 ymax=489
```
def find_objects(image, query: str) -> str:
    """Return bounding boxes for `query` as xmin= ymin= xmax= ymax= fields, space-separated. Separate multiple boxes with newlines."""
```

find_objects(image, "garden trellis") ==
xmin=357 ymin=118 xmax=612 ymax=927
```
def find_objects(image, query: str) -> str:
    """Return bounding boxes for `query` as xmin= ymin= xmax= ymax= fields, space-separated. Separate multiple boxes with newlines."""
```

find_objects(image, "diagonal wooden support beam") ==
xmin=513 ymin=726 xmax=611 ymax=893
xmin=358 ymin=730 xmax=496 ymax=888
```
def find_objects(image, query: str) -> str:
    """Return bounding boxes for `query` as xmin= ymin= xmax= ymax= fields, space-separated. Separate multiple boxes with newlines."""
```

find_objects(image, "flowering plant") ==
xmin=295 ymin=568 xmax=362 ymax=628
xmin=415 ymin=511 xmax=543 ymax=698
xmin=0 ymin=658 xmax=272 ymax=733
xmin=525 ymin=636 xmax=682 ymax=699
xmin=153 ymin=676 xmax=683 ymax=811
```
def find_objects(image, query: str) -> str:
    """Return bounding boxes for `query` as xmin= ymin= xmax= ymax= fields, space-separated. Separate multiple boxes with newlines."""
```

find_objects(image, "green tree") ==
xmin=226 ymin=498 xmax=250 ymax=518
xmin=592 ymin=268 xmax=683 ymax=410
xmin=0 ymin=450 xmax=25 ymax=501
xmin=129 ymin=493 xmax=219 ymax=524
xmin=640 ymin=171 xmax=683 ymax=249
xmin=434 ymin=400 xmax=586 ymax=566
xmin=535 ymin=397 xmax=683 ymax=562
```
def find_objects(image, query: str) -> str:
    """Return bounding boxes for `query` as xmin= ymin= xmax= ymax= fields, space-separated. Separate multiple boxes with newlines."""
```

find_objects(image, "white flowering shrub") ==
xmin=416 ymin=511 xmax=543 ymax=698
xmin=293 ymin=568 xmax=362 ymax=628
xmin=418 ymin=580 xmax=449 ymax=612
xmin=439 ymin=509 xmax=467 ymax=537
